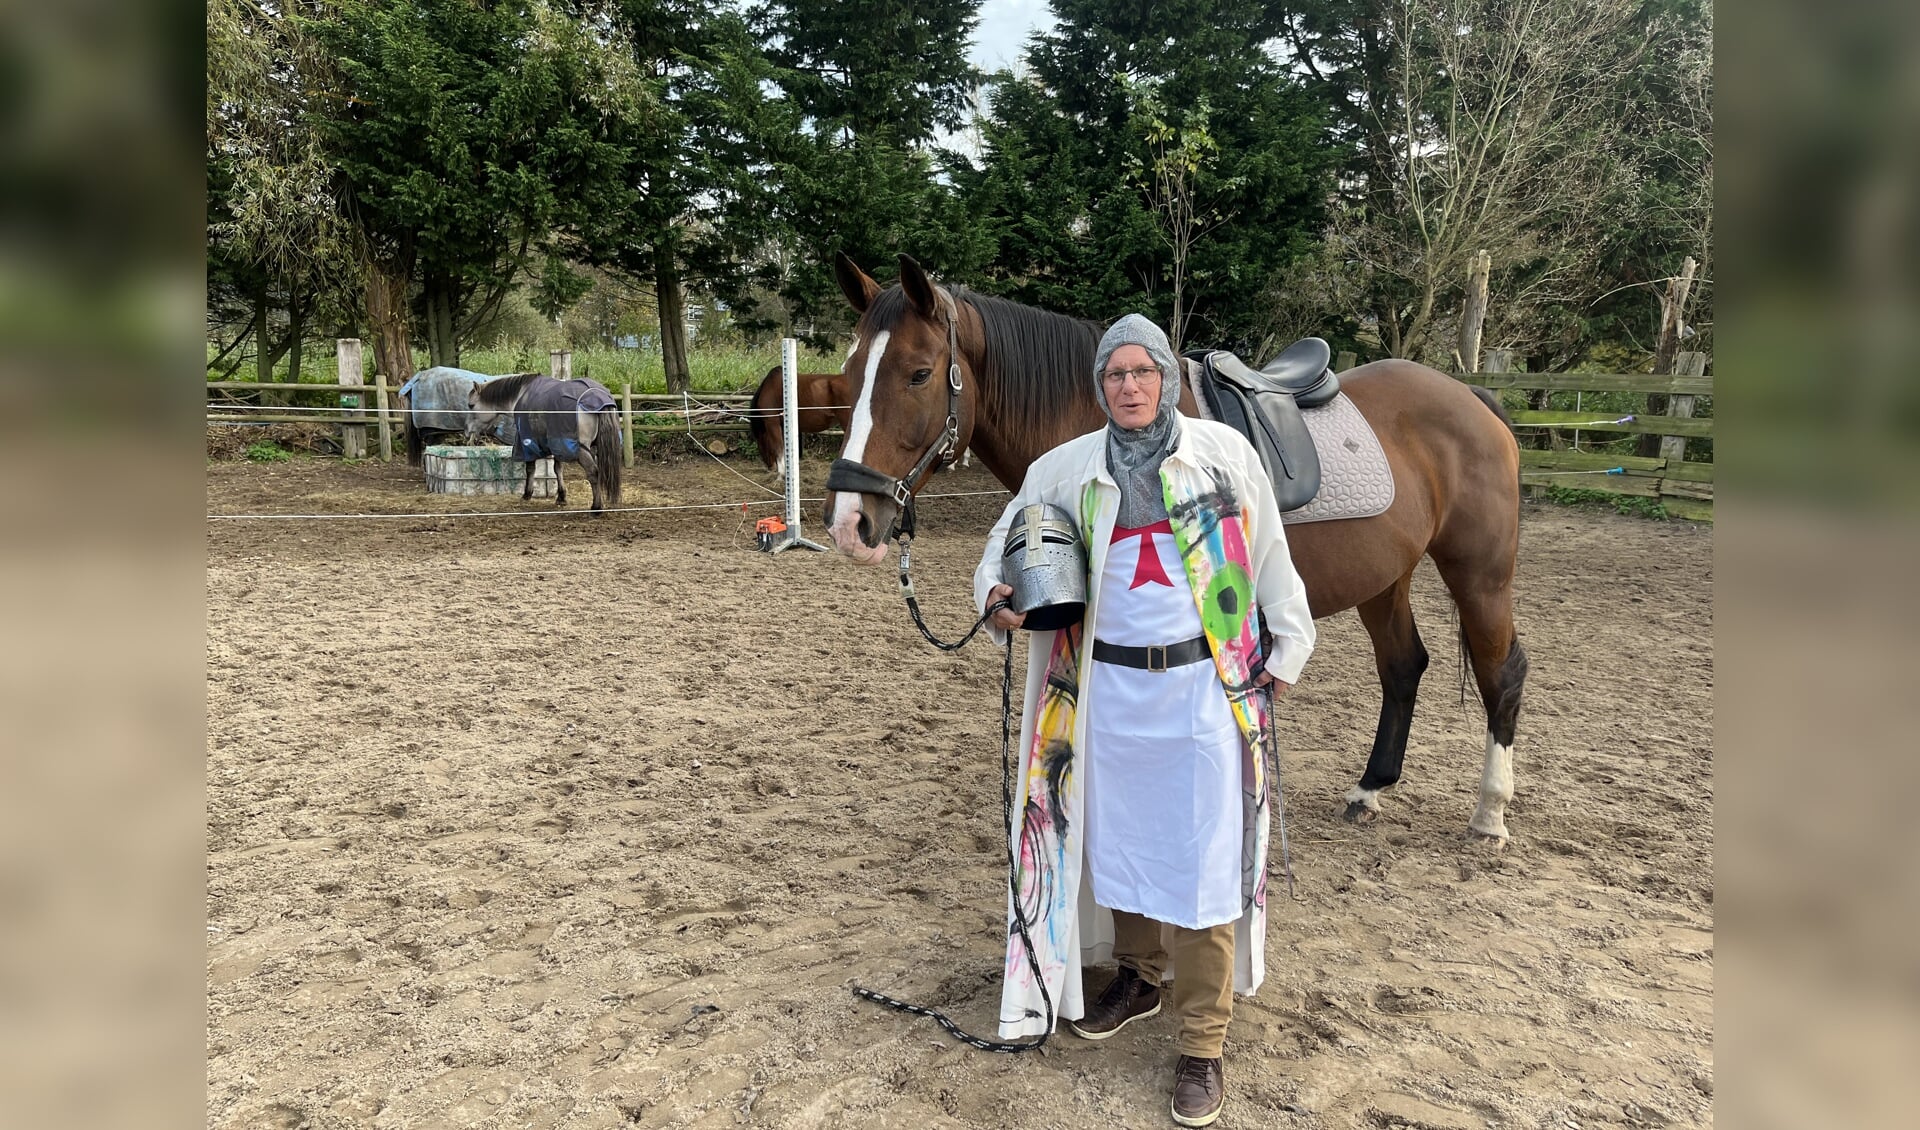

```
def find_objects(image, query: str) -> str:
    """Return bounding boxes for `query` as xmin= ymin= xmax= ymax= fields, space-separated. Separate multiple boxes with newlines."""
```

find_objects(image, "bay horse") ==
xmin=467 ymin=373 xmax=623 ymax=512
xmin=747 ymin=365 xmax=851 ymax=477
xmin=823 ymin=254 xmax=1529 ymax=843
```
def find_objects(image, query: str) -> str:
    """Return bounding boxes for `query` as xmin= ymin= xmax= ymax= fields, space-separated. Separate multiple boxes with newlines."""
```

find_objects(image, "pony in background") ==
xmin=401 ymin=367 xmax=507 ymax=463
xmin=467 ymin=373 xmax=623 ymax=511
xmin=747 ymin=364 xmax=968 ymax=476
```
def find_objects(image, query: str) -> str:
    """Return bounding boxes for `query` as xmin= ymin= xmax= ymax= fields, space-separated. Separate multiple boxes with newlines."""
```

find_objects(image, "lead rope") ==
xmin=895 ymin=532 xmax=997 ymax=651
xmin=1267 ymin=684 xmax=1300 ymax=902
xmin=852 ymin=545 xmax=1056 ymax=1053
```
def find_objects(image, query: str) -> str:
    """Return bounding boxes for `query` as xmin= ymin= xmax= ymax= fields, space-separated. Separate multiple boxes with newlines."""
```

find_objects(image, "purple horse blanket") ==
xmin=513 ymin=378 xmax=617 ymax=463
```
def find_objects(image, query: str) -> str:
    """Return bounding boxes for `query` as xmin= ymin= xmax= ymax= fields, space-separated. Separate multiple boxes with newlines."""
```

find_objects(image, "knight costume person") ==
xmin=975 ymin=313 xmax=1316 ymax=1127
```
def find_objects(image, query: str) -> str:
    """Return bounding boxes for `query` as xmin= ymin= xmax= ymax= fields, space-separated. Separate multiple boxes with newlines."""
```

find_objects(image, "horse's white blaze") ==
xmin=827 ymin=330 xmax=890 ymax=555
xmin=840 ymin=330 xmax=888 ymax=468
xmin=1343 ymin=785 xmax=1381 ymax=811
xmin=1468 ymin=733 xmax=1515 ymax=840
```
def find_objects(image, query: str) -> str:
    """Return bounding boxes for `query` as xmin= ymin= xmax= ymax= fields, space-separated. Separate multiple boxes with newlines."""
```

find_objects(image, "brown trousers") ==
xmin=1111 ymin=909 xmax=1236 ymax=1058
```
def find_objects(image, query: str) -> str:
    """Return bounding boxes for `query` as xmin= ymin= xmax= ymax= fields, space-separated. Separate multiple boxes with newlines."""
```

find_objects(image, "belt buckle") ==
xmin=1147 ymin=644 xmax=1167 ymax=673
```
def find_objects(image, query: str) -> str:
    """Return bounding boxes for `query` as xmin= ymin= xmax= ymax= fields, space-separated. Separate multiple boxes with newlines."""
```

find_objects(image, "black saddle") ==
xmin=1188 ymin=337 xmax=1342 ymax=512
xmin=1251 ymin=337 xmax=1341 ymax=407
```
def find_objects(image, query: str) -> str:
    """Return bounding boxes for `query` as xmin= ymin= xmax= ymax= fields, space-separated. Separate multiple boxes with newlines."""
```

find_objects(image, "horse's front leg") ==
xmin=551 ymin=461 xmax=566 ymax=506
xmin=523 ymin=458 xmax=536 ymax=502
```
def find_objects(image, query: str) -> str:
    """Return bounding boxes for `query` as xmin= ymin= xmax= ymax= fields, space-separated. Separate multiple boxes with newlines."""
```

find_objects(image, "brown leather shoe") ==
xmin=1067 ymin=965 xmax=1161 ymax=1040
xmin=1171 ymin=1054 xmax=1225 ymax=1127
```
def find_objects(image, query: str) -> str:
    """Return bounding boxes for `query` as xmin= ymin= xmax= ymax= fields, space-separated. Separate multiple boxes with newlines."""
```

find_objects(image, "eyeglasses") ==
xmin=1101 ymin=366 xmax=1162 ymax=387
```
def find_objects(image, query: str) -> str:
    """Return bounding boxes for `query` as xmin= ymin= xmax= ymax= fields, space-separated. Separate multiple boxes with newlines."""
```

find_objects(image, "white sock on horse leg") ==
xmin=1468 ymin=733 xmax=1514 ymax=840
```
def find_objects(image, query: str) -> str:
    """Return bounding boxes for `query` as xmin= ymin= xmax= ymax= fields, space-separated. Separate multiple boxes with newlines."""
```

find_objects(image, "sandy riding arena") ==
xmin=208 ymin=455 xmax=1712 ymax=1130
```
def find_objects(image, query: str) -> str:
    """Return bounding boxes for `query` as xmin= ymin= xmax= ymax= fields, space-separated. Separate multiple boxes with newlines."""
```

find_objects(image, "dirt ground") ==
xmin=206 ymin=452 xmax=1713 ymax=1130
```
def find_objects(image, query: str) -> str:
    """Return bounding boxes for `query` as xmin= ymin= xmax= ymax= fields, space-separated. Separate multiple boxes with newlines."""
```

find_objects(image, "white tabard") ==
xmin=1084 ymin=519 xmax=1244 ymax=931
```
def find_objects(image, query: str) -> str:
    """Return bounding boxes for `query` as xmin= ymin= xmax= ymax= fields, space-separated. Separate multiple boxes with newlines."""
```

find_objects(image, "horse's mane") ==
xmin=860 ymin=284 xmax=1101 ymax=426
xmin=473 ymin=371 xmax=543 ymax=409
xmin=952 ymin=287 xmax=1102 ymax=425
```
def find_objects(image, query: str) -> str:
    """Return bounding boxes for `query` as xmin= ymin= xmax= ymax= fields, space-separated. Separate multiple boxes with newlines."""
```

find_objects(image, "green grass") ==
xmin=209 ymin=341 xmax=843 ymax=395
xmin=244 ymin=441 xmax=293 ymax=463
xmin=1539 ymin=484 xmax=1669 ymax=520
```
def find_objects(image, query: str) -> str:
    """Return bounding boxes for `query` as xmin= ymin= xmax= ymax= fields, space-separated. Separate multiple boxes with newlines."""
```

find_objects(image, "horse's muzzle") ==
xmin=824 ymin=491 xmax=895 ymax=563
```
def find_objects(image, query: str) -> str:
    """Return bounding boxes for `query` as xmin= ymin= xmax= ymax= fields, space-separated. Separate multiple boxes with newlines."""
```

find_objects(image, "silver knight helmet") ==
xmin=1001 ymin=503 xmax=1087 ymax=631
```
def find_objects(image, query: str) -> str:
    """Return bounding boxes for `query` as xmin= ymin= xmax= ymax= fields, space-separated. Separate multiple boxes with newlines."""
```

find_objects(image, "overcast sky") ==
xmin=969 ymin=0 xmax=1055 ymax=72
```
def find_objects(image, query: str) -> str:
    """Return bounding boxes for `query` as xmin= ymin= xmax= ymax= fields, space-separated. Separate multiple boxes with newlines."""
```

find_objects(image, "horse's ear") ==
xmin=897 ymin=254 xmax=940 ymax=319
xmin=834 ymin=252 xmax=880 ymax=313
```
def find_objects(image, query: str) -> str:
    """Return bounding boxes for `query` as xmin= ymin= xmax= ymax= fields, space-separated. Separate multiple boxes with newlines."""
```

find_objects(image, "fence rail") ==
xmin=1456 ymin=356 xmax=1713 ymax=521
xmin=206 ymin=347 xmax=764 ymax=464
xmin=206 ymin=380 xmax=752 ymax=405
xmin=208 ymin=344 xmax=1711 ymax=520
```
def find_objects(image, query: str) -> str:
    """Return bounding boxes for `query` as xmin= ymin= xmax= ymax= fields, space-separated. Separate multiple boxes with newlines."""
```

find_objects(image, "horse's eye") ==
xmin=910 ymin=368 xmax=933 ymax=386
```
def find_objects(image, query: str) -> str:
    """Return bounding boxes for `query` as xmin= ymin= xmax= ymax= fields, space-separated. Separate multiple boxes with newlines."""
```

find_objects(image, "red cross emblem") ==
xmin=1111 ymin=518 xmax=1175 ymax=589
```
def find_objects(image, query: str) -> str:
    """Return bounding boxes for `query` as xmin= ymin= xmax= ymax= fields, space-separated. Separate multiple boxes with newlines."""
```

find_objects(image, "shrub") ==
xmin=1540 ymin=484 xmax=1667 ymax=520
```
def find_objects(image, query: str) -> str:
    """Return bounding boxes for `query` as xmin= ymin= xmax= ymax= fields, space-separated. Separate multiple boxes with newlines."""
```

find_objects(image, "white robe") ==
xmin=1085 ymin=521 xmax=1244 ymax=930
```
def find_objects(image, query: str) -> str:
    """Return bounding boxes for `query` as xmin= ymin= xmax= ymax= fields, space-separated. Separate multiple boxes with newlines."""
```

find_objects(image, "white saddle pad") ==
xmin=1282 ymin=391 xmax=1395 ymax=524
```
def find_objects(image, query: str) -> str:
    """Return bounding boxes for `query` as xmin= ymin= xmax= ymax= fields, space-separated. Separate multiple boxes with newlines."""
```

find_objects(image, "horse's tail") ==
xmin=1468 ymin=383 xmax=1522 ymax=492
xmin=591 ymin=408 xmax=623 ymax=505
xmin=405 ymin=414 xmax=425 ymax=465
xmin=1469 ymin=384 xmax=1513 ymax=431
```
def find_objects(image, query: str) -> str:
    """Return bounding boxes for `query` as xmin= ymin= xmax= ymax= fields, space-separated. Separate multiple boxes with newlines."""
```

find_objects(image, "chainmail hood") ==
xmin=1093 ymin=314 xmax=1183 ymax=527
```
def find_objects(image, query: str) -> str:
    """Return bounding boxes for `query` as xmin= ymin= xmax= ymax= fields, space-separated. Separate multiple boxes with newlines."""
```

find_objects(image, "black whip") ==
xmin=1267 ymin=683 xmax=1299 ymax=902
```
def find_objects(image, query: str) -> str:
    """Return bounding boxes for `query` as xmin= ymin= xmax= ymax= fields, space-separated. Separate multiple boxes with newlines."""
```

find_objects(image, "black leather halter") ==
xmin=823 ymin=296 xmax=964 ymax=541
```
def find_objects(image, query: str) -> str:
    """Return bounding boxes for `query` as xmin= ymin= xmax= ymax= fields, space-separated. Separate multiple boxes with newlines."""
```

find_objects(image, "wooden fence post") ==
xmin=337 ymin=338 xmax=367 ymax=459
xmin=1457 ymin=249 xmax=1491 ymax=374
xmin=1640 ymin=256 xmax=1698 ymax=457
xmin=1653 ymin=257 xmax=1699 ymax=379
xmin=374 ymin=370 xmax=393 ymax=461
xmin=550 ymin=350 xmax=572 ymax=380
xmin=621 ymin=384 xmax=635 ymax=468
xmin=1659 ymin=352 xmax=1707 ymax=466
xmin=1335 ymin=350 xmax=1357 ymax=373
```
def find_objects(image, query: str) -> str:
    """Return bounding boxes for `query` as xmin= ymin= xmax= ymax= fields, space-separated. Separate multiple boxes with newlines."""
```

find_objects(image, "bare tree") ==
xmin=1309 ymin=0 xmax=1645 ymax=362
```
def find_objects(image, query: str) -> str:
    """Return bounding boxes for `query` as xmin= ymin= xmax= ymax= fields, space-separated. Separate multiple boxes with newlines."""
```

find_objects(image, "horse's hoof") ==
xmin=1468 ymin=829 xmax=1509 ymax=852
xmin=1342 ymin=787 xmax=1382 ymax=824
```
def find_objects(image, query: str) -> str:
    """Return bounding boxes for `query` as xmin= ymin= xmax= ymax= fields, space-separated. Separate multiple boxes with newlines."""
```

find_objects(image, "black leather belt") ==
xmin=1091 ymin=635 xmax=1212 ymax=672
